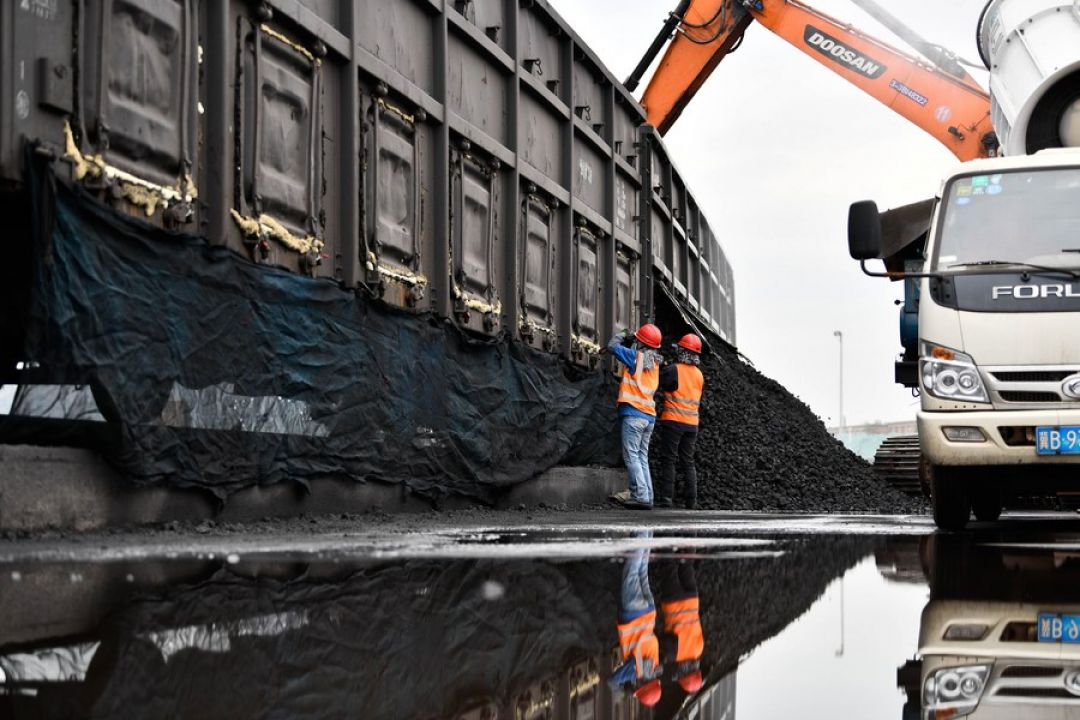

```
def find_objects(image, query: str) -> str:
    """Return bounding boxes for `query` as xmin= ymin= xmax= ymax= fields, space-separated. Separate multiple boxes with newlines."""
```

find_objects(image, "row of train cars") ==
xmin=0 ymin=0 xmax=735 ymax=371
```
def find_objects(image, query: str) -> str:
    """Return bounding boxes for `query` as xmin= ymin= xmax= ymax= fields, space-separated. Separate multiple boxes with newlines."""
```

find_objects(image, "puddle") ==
xmin=3 ymin=523 xmax=1080 ymax=718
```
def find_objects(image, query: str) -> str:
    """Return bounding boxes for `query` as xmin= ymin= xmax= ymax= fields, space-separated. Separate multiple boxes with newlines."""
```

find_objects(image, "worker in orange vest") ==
xmin=656 ymin=333 xmax=704 ymax=509
xmin=658 ymin=558 xmax=704 ymax=696
xmin=607 ymin=323 xmax=664 ymax=509
xmin=610 ymin=538 xmax=663 ymax=707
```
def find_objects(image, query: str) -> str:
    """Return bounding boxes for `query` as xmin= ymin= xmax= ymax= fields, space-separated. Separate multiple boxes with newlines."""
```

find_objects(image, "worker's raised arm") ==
xmin=608 ymin=331 xmax=639 ymax=370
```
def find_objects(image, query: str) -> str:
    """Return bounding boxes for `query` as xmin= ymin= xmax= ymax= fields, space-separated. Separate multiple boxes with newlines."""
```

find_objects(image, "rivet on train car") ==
xmin=525 ymin=182 xmax=537 ymax=195
xmin=488 ymin=157 xmax=500 ymax=171
xmin=414 ymin=109 xmax=427 ymax=123
xmin=459 ymin=139 xmax=471 ymax=152
xmin=375 ymin=83 xmax=388 ymax=98
xmin=312 ymin=41 xmax=327 ymax=59
xmin=255 ymin=3 xmax=273 ymax=22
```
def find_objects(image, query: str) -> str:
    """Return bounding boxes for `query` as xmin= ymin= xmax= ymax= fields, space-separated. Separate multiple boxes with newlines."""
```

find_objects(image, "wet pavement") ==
xmin=3 ymin=510 xmax=1080 ymax=719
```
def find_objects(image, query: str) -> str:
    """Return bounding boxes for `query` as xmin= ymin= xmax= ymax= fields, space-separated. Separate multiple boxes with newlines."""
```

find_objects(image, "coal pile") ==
xmin=650 ymin=337 xmax=924 ymax=514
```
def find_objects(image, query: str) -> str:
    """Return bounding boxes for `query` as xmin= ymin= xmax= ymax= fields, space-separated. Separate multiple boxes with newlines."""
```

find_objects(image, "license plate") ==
xmin=1038 ymin=613 xmax=1080 ymax=643
xmin=1036 ymin=426 xmax=1080 ymax=455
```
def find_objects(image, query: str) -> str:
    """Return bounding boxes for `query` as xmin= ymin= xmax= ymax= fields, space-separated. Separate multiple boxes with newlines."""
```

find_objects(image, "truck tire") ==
xmin=971 ymin=491 xmax=1003 ymax=523
xmin=931 ymin=466 xmax=970 ymax=531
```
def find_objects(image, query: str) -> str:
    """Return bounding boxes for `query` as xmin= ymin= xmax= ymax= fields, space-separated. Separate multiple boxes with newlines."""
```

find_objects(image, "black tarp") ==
xmin=11 ymin=160 xmax=620 ymax=501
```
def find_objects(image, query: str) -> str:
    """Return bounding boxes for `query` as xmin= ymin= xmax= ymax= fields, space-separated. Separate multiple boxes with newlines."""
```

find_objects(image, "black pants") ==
xmin=657 ymin=423 xmax=698 ymax=507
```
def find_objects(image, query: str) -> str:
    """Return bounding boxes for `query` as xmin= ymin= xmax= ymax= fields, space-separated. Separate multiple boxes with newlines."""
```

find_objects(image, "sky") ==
xmin=549 ymin=0 xmax=992 ymax=427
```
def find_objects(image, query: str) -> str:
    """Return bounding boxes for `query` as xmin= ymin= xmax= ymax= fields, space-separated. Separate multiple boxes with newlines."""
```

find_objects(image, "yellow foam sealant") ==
xmin=63 ymin=122 xmax=197 ymax=217
xmin=365 ymin=251 xmax=427 ymax=287
xmin=230 ymin=209 xmax=325 ymax=256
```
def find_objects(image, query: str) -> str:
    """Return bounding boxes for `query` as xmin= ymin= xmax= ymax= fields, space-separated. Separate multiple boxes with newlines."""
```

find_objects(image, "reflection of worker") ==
xmin=657 ymin=334 xmax=704 ymax=509
xmin=658 ymin=558 xmax=704 ymax=695
xmin=607 ymin=324 xmax=665 ymax=509
xmin=612 ymin=541 xmax=663 ymax=707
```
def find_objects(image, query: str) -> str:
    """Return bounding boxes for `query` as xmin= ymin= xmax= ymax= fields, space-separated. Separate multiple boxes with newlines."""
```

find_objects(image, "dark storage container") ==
xmin=2 ymin=0 xmax=736 ymax=365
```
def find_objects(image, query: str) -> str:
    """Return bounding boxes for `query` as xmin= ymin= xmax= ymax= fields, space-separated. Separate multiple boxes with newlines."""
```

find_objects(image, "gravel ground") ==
xmin=650 ymin=337 xmax=925 ymax=514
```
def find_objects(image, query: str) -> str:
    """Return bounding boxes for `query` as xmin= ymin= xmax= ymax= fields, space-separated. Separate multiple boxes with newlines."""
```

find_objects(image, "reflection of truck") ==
xmin=912 ymin=533 xmax=1080 ymax=718
xmin=849 ymin=0 xmax=1080 ymax=529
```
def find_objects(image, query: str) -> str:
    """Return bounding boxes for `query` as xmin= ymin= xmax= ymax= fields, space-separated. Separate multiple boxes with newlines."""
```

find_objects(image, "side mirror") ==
xmin=848 ymin=200 xmax=883 ymax=260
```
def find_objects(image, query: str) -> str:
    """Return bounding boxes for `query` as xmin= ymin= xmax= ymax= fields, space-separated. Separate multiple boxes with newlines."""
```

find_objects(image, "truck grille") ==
xmin=1000 ymin=391 xmax=1064 ymax=403
xmin=985 ymin=366 xmax=1080 ymax=406
xmin=992 ymin=370 xmax=1077 ymax=383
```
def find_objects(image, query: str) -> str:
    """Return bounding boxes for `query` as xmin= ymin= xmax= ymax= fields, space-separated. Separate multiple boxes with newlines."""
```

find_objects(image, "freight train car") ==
xmin=0 ymin=0 xmax=735 ymax=505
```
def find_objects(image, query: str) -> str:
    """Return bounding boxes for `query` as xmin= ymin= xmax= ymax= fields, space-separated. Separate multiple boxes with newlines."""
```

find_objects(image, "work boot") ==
xmin=622 ymin=498 xmax=653 ymax=510
xmin=609 ymin=489 xmax=633 ymax=504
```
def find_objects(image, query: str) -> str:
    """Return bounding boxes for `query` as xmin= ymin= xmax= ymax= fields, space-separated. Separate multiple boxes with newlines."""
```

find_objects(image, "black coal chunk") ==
xmin=649 ymin=335 xmax=924 ymax=514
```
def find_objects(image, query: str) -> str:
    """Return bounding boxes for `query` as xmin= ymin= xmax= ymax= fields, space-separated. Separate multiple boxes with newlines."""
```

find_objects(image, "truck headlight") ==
xmin=923 ymin=664 xmax=990 ymax=720
xmin=921 ymin=343 xmax=989 ymax=403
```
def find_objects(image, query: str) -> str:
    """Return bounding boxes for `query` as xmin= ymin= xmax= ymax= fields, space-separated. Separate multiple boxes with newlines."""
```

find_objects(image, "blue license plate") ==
xmin=1038 ymin=613 xmax=1080 ymax=643
xmin=1036 ymin=426 xmax=1080 ymax=455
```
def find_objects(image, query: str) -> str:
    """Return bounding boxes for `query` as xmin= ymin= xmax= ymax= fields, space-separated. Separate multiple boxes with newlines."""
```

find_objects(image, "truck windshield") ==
xmin=934 ymin=167 xmax=1080 ymax=271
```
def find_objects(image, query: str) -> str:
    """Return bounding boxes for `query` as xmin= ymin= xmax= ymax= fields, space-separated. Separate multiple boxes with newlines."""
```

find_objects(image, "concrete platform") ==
xmin=0 ymin=445 xmax=625 ymax=532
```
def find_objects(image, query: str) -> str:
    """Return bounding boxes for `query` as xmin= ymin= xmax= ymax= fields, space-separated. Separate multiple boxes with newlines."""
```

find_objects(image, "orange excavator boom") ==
xmin=630 ymin=0 xmax=997 ymax=160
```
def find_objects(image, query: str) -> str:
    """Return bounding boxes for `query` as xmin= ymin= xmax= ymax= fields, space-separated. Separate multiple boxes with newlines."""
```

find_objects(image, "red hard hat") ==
xmin=634 ymin=679 xmax=662 ymax=707
xmin=635 ymin=323 xmax=663 ymax=349
xmin=678 ymin=334 xmax=702 ymax=354
xmin=678 ymin=670 xmax=703 ymax=694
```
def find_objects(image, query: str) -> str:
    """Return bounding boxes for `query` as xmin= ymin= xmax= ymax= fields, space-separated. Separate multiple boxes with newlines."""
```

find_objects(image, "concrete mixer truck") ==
xmin=849 ymin=0 xmax=1080 ymax=529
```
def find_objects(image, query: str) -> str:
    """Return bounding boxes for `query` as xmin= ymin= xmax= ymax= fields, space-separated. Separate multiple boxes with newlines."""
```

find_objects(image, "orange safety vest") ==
xmin=617 ymin=609 xmax=662 ymax=680
xmin=618 ymin=353 xmax=660 ymax=416
xmin=661 ymin=597 xmax=704 ymax=663
xmin=660 ymin=364 xmax=704 ymax=426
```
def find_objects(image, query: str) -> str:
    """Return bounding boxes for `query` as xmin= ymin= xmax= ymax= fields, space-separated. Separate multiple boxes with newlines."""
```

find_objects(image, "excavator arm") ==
xmin=630 ymin=0 xmax=996 ymax=160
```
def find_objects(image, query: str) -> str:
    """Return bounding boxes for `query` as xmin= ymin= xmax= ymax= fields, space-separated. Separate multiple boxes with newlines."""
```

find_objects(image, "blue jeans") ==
xmin=620 ymin=542 xmax=655 ymax=620
xmin=621 ymin=416 xmax=655 ymax=503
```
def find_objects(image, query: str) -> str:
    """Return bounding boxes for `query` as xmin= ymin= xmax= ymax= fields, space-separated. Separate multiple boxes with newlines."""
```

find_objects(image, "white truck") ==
xmin=849 ymin=0 xmax=1080 ymax=529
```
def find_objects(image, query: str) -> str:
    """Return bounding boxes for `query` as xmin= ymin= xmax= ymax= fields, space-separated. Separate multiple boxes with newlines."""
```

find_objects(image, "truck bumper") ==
xmin=919 ymin=409 xmax=1080 ymax=466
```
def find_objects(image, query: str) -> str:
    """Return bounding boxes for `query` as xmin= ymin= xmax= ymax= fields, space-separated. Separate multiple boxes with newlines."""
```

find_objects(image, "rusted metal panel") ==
xmin=360 ymin=87 xmax=433 ymax=308
xmin=519 ymin=90 xmax=563 ymax=185
xmin=452 ymin=0 xmax=508 ymax=50
xmin=0 ymin=2 xmax=74 ymax=183
xmin=447 ymin=33 xmax=509 ymax=146
xmin=613 ymin=169 xmax=638 ymax=251
xmin=230 ymin=13 xmax=326 ymax=274
xmin=572 ymin=57 xmax=607 ymax=137
xmin=82 ymin=0 xmax=197 ymax=188
xmin=451 ymin=144 xmax=503 ymax=335
xmin=615 ymin=246 xmax=638 ymax=333
xmin=573 ymin=135 xmax=607 ymax=218
xmin=519 ymin=190 xmax=559 ymax=352
xmin=570 ymin=224 xmax=604 ymax=368
xmin=356 ymin=0 xmax=436 ymax=97
xmin=518 ymin=5 xmax=564 ymax=95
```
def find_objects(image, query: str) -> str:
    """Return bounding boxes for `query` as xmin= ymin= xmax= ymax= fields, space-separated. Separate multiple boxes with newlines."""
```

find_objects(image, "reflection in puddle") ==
xmin=0 ymin=529 xmax=903 ymax=718
xmin=910 ymin=532 xmax=1080 ymax=720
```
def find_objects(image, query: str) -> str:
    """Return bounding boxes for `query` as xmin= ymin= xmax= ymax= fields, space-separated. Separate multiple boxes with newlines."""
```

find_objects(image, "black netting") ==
xmin=7 ymin=159 xmax=619 ymax=501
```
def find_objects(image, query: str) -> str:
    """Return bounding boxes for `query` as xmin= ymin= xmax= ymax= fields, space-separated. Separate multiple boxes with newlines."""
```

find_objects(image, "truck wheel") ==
xmin=971 ymin=491 xmax=1003 ymax=523
xmin=931 ymin=466 xmax=970 ymax=531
